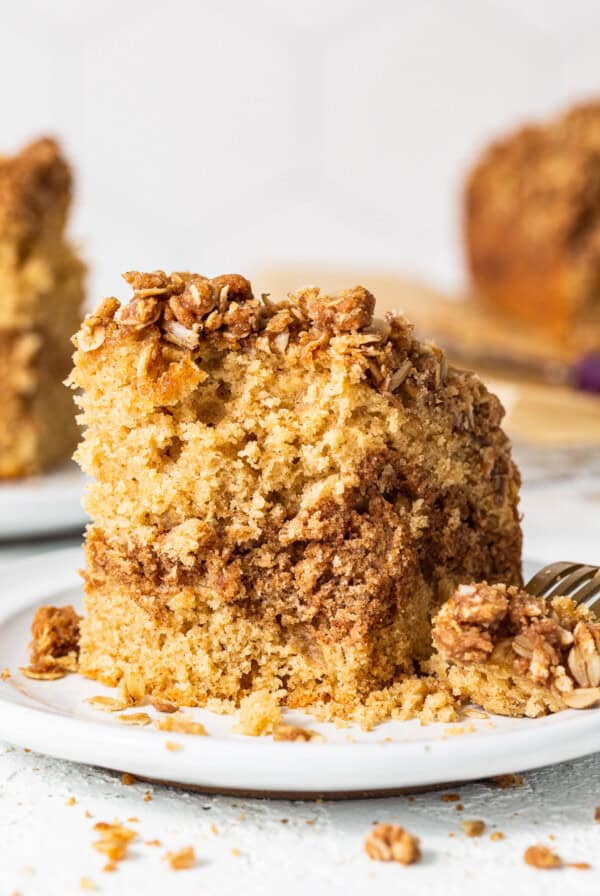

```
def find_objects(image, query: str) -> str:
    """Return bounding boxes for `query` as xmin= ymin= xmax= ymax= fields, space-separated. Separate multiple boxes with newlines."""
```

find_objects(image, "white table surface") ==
xmin=1 ymin=461 xmax=599 ymax=895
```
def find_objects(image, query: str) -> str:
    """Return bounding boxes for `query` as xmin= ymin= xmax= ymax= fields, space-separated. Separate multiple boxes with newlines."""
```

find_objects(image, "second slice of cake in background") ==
xmin=0 ymin=137 xmax=85 ymax=478
xmin=464 ymin=100 xmax=600 ymax=352
xmin=70 ymin=272 xmax=522 ymax=720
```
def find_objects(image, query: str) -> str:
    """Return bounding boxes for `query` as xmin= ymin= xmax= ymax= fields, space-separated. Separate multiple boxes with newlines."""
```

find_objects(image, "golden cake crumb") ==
xmin=490 ymin=773 xmax=524 ymax=789
xmin=20 ymin=667 xmax=67 ymax=681
xmin=120 ymin=772 xmax=136 ymax=785
xmin=164 ymin=846 xmax=196 ymax=870
xmin=165 ymin=740 xmax=182 ymax=752
xmin=272 ymin=723 xmax=324 ymax=742
xmin=146 ymin=839 xmax=161 ymax=847
xmin=117 ymin=712 xmax=151 ymax=726
xmin=210 ymin=823 xmax=219 ymax=836
xmin=569 ymin=862 xmax=591 ymax=870
xmin=364 ymin=823 xmax=421 ymax=865
xmin=79 ymin=877 xmax=96 ymax=891
xmin=231 ymin=848 xmax=241 ymax=857
xmin=490 ymin=831 xmax=505 ymax=841
xmin=144 ymin=791 xmax=153 ymax=801
xmin=237 ymin=690 xmax=282 ymax=736
xmin=65 ymin=796 xmax=77 ymax=806
xmin=86 ymin=695 xmax=131 ymax=712
xmin=155 ymin=712 xmax=206 ymax=736
xmin=462 ymin=708 xmax=488 ymax=719
xmin=119 ymin=671 xmax=145 ymax=703
xmin=441 ymin=793 xmax=461 ymax=802
xmin=523 ymin=844 xmax=562 ymax=869
xmin=461 ymin=820 xmax=485 ymax=837
xmin=149 ymin=698 xmax=178 ymax=713
xmin=444 ymin=723 xmax=476 ymax=736
xmin=595 ymin=806 xmax=600 ymax=822
xmin=92 ymin=821 xmax=136 ymax=866
xmin=1 ymin=668 xmax=11 ymax=680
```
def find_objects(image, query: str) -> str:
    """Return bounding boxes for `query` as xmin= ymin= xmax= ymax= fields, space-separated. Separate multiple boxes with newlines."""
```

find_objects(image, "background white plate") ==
xmin=0 ymin=463 xmax=89 ymax=539
xmin=1 ymin=549 xmax=599 ymax=796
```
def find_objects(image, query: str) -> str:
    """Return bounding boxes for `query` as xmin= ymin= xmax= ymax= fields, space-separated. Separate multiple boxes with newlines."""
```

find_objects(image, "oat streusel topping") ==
xmin=433 ymin=583 xmax=600 ymax=711
xmin=25 ymin=605 xmax=81 ymax=678
xmin=73 ymin=270 xmax=449 ymax=400
xmin=364 ymin=823 xmax=421 ymax=864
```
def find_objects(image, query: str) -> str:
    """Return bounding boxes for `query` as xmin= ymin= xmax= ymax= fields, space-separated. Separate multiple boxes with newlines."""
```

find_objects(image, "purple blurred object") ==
xmin=574 ymin=354 xmax=600 ymax=393
xmin=432 ymin=338 xmax=600 ymax=395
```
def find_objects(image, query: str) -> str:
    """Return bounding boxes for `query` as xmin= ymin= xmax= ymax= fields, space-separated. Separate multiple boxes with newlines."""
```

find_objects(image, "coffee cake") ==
xmin=0 ymin=137 xmax=85 ymax=477
xmin=465 ymin=100 xmax=600 ymax=351
xmin=70 ymin=271 xmax=521 ymax=719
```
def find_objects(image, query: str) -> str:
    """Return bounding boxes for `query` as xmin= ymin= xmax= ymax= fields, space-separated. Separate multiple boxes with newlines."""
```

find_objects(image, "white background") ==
xmin=2 ymin=0 xmax=600 ymax=304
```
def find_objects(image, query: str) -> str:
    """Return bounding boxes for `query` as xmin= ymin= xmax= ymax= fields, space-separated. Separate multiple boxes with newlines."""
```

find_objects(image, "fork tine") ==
xmin=547 ymin=565 xmax=599 ymax=598
xmin=587 ymin=593 xmax=600 ymax=617
xmin=571 ymin=569 xmax=600 ymax=606
xmin=525 ymin=561 xmax=581 ymax=597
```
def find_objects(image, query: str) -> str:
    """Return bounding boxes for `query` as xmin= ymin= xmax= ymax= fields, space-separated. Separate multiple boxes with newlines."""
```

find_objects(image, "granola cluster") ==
xmin=22 ymin=605 xmax=81 ymax=680
xmin=364 ymin=824 xmax=421 ymax=865
xmin=433 ymin=583 xmax=600 ymax=709
xmin=74 ymin=270 xmax=453 ymax=399
xmin=523 ymin=844 xmax=562 ymax=870
xmin=164 ymin=846 xmax=196 ymax=871
xmin=92 ymin=821 xmax=136 ymax=872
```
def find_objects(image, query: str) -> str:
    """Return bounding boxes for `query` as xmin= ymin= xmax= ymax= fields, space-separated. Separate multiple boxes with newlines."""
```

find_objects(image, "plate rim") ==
xmin=2 ymin=547 xmax=600 ymax=794
xmin=0 ymin=463 xmax=89 ymax=539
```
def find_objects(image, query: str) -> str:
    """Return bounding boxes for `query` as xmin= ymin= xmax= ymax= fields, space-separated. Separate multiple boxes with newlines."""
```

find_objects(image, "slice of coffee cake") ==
xmin=0 ymin=137 xmax=85 ymax=477
xmin=70 ymin=272 xmax=521 ymax=718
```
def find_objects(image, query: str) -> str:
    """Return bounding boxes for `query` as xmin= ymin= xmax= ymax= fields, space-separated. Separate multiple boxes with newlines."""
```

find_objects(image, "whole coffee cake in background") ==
xmin=0 ymin=137 xmax=85 ymax=478
xmin=464 ymin=100 xmax=600 ymax=352
xmin=69 ymin=271 xmax=522 ymax=720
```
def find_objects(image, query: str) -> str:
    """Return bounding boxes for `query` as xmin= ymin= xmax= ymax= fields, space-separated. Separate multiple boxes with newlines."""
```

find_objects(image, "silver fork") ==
xmin=526 ymin=561 xmax=600 ymax=617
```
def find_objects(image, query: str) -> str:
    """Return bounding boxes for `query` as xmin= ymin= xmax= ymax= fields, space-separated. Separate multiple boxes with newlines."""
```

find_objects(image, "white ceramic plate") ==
xmin=1 ymin=549 xmax=599 ymax=796
xmin=0 ymin=463 xmax=89 ymax=539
